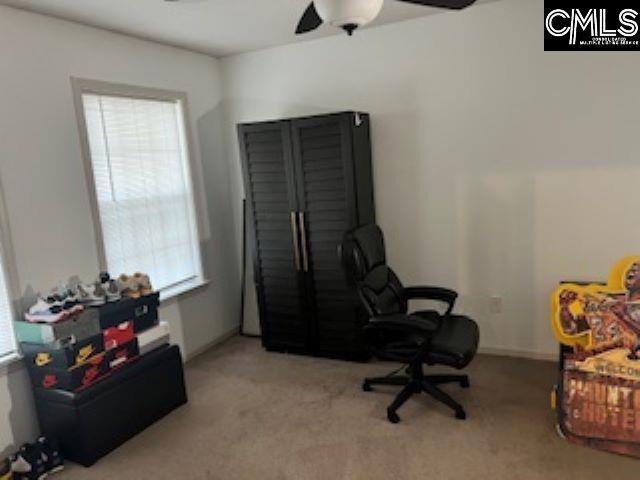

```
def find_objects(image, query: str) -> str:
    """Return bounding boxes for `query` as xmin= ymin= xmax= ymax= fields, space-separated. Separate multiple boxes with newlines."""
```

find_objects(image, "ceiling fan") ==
xmin=296 ymin=0 xmax=477 ymax=36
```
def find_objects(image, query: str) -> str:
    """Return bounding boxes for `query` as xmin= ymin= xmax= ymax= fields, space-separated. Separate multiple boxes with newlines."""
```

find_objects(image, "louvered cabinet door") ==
xmin=238 ymin=122 xmax=310 ymax=352
xmin=290 ymin=114 xmax=366 ymax=359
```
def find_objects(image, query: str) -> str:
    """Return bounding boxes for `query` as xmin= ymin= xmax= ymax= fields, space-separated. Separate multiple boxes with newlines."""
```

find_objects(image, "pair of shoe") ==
xmin=72 ymin=271 xmax=125 ymax=306
xmin=117 ymin=272 xmax=153 ymax=298
xmin=77 ymin=271 xmax=152 ymax=304
xmin=25 ymin=294 xmax=84 ymax=324
xmin=75 ymin=273 xmax=120 ymax=306
xmin=8 ymin=437 xmax=63 ymax=480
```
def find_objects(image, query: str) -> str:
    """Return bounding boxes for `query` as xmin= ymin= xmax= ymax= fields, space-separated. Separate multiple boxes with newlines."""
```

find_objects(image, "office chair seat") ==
xmin=368 ymin=314 xmax=478 ymax=368
xmin=423 ymin=314 xmax=479 ymax=368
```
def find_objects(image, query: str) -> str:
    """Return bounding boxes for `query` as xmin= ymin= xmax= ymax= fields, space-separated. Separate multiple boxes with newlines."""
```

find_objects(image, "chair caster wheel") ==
xmin=460 ymin=377 xmax=470 ymax=388
xmin=362 ymin=381 xmax=372 ymax=392
xmin=455 ymin=409 xmax=467 ymax=420
xmin=387 ymin=410 xmax=401 ymax=424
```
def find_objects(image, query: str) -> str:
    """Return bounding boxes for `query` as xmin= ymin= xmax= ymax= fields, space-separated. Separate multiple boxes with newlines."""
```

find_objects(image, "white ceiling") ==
xmin=0 ymin=0 xmax=488 ymax=57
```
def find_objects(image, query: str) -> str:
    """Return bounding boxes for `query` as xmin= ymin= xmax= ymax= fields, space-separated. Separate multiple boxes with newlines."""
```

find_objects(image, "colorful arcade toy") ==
xmin=551 ymin=256 xmax=640 ymax=458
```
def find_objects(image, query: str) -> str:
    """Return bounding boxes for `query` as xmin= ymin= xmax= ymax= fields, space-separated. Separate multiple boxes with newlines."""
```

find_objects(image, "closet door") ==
xmin=238 ymin=121 xmax=310 ymax=352
xmin=290 ymin=114 xmax=363 ymax=358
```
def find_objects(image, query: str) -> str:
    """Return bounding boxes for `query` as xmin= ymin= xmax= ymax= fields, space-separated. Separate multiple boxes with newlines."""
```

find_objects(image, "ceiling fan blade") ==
xmin=296 ymin=2 xmax=323 ymax=34
xmin=396 ymin=0 xmax=477 ymax=9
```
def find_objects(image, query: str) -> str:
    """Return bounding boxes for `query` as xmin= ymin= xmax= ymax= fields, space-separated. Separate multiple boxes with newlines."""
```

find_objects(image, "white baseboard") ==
xmin=184 ymin=326 xmax=240 ymax=363
xmin=478 ymin=346 xmax=557 ymax=362
xmin=183 ymin=329 xmax=557 ymax=363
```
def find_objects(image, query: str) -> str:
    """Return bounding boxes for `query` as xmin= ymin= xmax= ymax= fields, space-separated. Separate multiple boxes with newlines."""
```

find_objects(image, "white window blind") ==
xmin=81 ymin=93 xmax=202 ymax=292
xmin=0 ymin=244 xmax=16 ymax=361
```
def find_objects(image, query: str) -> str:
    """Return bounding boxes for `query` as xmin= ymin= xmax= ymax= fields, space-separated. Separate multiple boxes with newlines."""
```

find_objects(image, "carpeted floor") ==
xmin=61 ymin=336 xmax=636 ymax=479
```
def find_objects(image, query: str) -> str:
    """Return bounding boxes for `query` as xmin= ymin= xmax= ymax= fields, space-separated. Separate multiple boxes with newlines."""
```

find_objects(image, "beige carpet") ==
xmin=60 ymin=336 xmax=636 ymax=480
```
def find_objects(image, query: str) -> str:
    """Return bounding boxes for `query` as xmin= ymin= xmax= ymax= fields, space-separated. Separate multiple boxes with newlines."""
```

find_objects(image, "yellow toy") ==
xmin=551 ymin=256 xmax=640 ymax=357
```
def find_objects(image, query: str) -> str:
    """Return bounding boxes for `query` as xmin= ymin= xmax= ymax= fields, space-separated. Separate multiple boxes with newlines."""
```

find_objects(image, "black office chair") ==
xmin=340 ymin=224 xmax=480 ymax=423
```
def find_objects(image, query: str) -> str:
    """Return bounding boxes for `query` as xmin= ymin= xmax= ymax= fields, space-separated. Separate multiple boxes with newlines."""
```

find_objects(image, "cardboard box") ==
xmin=21 ymin=333 xmax=105 ymax=370
xmin=29 ymin=352 xmax=110 ymax=392
xmin=103 ymin=321 xmax=135 ymax=351
xmin=137 ymin=321 xmax=170 ymax=356
xmin=92 ymin=293 xmax=159 ymax=333
xmin=14 ymin=309 xmax=100 ymax=345
xmin=105 ymin=338 xmax=139 ymax=370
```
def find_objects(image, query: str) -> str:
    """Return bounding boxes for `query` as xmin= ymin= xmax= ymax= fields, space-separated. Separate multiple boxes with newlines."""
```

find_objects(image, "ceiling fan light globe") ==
xmin=314 ymin=0 xmax=384 ymax=29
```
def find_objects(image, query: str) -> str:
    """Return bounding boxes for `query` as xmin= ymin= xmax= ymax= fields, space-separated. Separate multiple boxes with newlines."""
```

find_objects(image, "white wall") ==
xmin=222 ymin=0 xmax=640 ymax=358
xmin=0 ymin=7 xmax=240 ymax=452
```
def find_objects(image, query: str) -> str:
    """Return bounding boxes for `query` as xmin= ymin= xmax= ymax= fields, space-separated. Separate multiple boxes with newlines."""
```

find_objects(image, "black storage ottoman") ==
xmin=33 ymin=345 xmax=187 ymax=467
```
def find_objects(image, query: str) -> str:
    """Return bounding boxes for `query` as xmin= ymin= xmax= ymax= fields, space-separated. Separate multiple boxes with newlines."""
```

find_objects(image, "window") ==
xmin=0 ymin=252 xmax=17 ymax=362
xmin=74 ymin=80 xmax=203 ymax=295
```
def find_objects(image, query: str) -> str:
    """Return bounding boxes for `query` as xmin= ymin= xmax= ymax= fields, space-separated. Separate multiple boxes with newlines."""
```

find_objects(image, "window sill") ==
xmin=159 ymin=278 xmax=210 ymax=303
xmin=0 ymin=280 xmax=210 ymax=373
xmin=0 ymin=352 xmax=24 ymax=376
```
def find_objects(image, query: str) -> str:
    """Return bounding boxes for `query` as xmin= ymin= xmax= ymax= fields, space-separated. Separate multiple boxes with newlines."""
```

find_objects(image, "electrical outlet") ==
xmin=489 ymin=296 xmax=502 ymax=314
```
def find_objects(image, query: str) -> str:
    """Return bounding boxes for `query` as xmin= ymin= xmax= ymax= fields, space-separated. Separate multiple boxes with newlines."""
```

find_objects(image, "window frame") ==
xmin=71 ymin=77 xmax=207 ymax=300
xmin=0 ymin=175 xmax=22 ymax=368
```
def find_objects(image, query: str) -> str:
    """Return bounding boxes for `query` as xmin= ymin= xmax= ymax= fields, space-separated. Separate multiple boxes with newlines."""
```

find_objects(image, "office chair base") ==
xmin=387 ymin=409 xmax=401 ymax=424
xmin=363 ymin=370 xmax=469 ymax=424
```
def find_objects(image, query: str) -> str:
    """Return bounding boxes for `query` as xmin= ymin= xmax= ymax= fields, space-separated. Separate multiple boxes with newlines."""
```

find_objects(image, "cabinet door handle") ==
xmin=290 ymin=211 xmax=301 ymax=272
xmin=298 ymin=211 xmax=309 ymax=273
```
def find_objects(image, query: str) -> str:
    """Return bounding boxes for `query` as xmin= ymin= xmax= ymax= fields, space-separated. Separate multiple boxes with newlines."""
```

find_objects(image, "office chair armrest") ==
xmin=365 ymin=314 xmax=439 ymax=337
xmin=403 ymin=286 xmax=458 ymax=315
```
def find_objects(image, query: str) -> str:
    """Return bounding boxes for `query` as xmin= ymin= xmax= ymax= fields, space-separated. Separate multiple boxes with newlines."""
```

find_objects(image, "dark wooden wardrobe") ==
xmin=238 ymin=112 xmax=375 ymax=361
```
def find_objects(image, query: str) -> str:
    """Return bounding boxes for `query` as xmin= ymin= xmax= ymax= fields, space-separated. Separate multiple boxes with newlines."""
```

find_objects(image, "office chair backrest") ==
xmin=341 ymin=224 xmax=407 ymax=317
